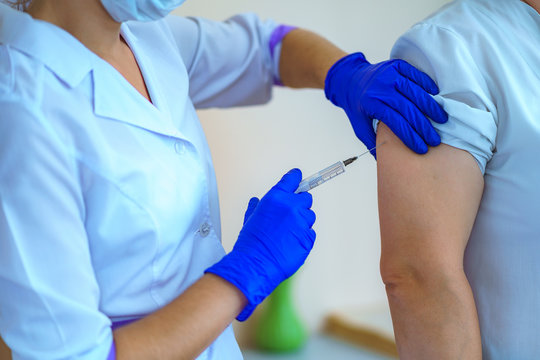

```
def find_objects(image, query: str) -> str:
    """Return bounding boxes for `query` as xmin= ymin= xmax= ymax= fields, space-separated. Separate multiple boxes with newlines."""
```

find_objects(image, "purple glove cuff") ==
xmin=107 ymin=343 xmax=116 ymax=360
xmin=269 ymin=25 xmax=298 ymax=58
xmin=112 ymin=318 xmax=139 ymax=330
xmin=269 ymin=25 xmax=298 ymax=86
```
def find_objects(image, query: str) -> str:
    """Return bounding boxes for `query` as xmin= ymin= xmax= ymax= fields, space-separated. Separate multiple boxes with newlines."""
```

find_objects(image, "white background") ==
xmin=174 ymin=0 xmax=451 ymax=343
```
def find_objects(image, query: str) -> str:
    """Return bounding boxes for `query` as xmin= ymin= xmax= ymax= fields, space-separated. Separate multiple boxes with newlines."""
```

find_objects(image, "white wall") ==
xmin=174 ymin=0 xmax=450 ymax=340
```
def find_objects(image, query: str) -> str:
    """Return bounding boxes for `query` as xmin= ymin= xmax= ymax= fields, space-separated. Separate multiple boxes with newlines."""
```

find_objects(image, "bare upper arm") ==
xmin=0 ymin=337 xmax=10 ymax=359
xmin=377 ymin=123 xmax=484 ymax=277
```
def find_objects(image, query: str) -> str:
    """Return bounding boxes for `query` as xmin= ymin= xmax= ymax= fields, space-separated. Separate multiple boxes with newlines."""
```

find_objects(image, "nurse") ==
xmin=0 ymin=0 xmax=446 ymax=359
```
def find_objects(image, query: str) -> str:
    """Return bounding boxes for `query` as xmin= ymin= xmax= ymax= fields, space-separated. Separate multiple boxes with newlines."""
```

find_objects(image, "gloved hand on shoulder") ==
xmin=206 ymin=169 xmax=316 ymax=321
xmin=325 ymin=52 xmax=448 ymax=156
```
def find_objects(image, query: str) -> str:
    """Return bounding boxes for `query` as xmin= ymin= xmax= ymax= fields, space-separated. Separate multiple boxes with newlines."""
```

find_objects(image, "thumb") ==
xmin=349 ymin=112 xmax=376 ymax=158
xmin=243 ymin=197 xmax=259 ymax=225
xmin=273 ymin=168 xmax=303 ymax=193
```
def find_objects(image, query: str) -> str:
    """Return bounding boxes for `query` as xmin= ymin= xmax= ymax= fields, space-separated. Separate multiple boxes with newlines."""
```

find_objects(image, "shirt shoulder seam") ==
xmin=0 ymin=45 xmax=15 ymax=93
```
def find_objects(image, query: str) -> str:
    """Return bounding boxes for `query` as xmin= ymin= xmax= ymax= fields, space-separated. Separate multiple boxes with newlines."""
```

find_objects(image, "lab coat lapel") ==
xmin=91 ymin=62 xmax=186 ymax=141
xmin=92 ymin=22 xmax=189 ymax=141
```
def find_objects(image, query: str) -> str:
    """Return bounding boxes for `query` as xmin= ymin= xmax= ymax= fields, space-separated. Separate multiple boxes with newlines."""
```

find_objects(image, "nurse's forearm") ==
xmin=113 ymin=274 xmax=247 ymax=360
xmin=279 ymin=29 xmax=347 ymax=89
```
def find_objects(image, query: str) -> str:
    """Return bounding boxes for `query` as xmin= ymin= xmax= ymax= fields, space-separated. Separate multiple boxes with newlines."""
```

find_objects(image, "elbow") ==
xmin=380 ymin=250 xmax=463 ymax=301
xmin=380 ymin=261 xmax=423 ymax=301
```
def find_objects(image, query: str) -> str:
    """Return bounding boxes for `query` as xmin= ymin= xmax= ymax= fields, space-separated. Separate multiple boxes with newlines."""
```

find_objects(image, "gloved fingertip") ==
xmin=307 ymin=209 xmax=317 ymax=228
xmin=428 ymin=133 xmax=441 ymax=147
xmin=440 ymin=110 xmax=450 ymax=124
xmin=287 ymin=168 xmax=302 ymax=175
xmin=426 ymin=138 xmax=441 ymax=148
xmin=275 ymin=168 xmax=303 ymax=193
xmin=248 ymin=197 xmax=260 ymax=207
xmin=405 ymin=137 xmax=429 ymax=154
xmin=284 ymin=168 xmax=302 ymax=183
xmin=309 ymin=229 xmax=317 ymax=244
xmin=306 ymin=191 xmax=314 ymax=205
xmin=428 ymin=82 xmax=440 ymax=95
xmin=416 ymin=143 xmax=429 ymax=154
xmin=430 ymin=131 xmax=442 ymax=146
xmin=243 ymin=197 xmax=260 ymax=224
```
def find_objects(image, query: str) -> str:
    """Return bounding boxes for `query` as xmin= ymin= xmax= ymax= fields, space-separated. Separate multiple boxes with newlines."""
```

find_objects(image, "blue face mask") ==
xmin=101 ymin=0 xmax=187 ymax=23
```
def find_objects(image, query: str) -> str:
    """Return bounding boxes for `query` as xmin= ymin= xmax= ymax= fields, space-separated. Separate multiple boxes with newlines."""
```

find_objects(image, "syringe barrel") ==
xmin=295 ymin=161 xmax=346 ymax=193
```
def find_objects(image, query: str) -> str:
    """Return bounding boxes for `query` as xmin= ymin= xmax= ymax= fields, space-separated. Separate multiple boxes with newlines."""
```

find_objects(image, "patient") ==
xmin=376 ymin=0 xmax=540 ymax=359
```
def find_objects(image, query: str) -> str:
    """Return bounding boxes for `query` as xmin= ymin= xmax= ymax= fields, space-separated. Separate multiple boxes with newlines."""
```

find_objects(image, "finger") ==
xmin=356 ymin=131 xmax=377 ymax=156
xmin=396 ymin=77 xmax=448 ymax=124
xmin=243 ymin=197 xmax=259 ymax=225
xmin=346 ymin=110 xmax=377 ymax=155
xmin=299 ymin=209 xmax=316 ymax=228
xmin=358 ymin=130 xmax=377 ymax=157
xmin=305 ymin=229 xmax=316 ymax=251
xmin=379 ymin=94 xmax=441 ymax=147
xmin=395 ymin=60 xmax=439 ymax=95
xmin=373 ymin=104 xmax=429 ymax=154
xmin=295 ymin=191 xmax=313 ymax=209
xmin=274 ymin=168 xmax=303 ymax=193
xmin=297 ymin=228 xmax=317 ymax=252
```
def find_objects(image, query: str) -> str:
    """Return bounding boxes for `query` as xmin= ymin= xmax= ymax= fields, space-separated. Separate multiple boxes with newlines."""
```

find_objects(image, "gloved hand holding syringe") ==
xmin=295 ymin=143 xmax=383 ymax=194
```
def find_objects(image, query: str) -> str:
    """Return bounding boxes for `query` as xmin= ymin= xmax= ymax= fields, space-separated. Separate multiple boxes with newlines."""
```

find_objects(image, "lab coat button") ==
xmin=174 ymin=141 xmax=185 ymax=155
xmin=199 ymin=222 xmax=211 ymax=237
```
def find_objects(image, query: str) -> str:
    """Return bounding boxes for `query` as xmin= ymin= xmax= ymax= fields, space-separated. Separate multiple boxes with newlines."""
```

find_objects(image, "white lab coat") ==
xmin=0 ymin=3 xmax=281 ymax=359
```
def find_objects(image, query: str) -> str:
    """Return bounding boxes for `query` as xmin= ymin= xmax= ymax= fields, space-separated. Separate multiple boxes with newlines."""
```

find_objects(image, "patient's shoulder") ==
xmin=413 ymin=0 xmax=522 ymax=42
xmin=388 ymin=0 xmax=505 ymax=176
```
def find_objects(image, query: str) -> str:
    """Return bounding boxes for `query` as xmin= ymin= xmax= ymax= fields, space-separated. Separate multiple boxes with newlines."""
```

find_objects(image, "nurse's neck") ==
xmin=27 ymin=0 xmax=124 ymax=59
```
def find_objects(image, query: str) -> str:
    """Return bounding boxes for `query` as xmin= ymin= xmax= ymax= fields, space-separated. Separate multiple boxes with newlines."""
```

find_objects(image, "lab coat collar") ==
xmin=92 ymin=23 xmax=187 ymax=141
xmin=0 ymin=3 xmax=94 ymax=89
xmin=92 ymin=66 xmax=186 ymax=140
xmin=0 ymin=4 xmax=188 ymax=141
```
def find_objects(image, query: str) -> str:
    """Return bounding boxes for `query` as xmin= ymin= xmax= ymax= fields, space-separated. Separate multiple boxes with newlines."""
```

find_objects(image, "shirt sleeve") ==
xmin=164 ymin=13 xmax=280 ymax=109
xmin=389 ymin=23 xmax=498 ymax=174
xmin=0 ymin=95 xmax=113 ymax=359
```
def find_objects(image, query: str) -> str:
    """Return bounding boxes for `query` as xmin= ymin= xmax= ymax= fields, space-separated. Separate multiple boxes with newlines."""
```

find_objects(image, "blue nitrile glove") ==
xmin=206 ymin=169 xmax=316 ymax=321
xmin=325 ymin=52 xmax=448 ymax=156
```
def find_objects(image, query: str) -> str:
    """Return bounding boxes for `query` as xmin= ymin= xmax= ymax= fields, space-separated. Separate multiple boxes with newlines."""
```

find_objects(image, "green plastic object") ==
xmin=254 ymin=276 xmax=307 ymax=352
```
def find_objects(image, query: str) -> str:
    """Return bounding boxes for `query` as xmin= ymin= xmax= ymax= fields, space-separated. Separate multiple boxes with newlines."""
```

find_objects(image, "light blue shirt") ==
xmin=0 ymin=4 xmax=280 ymax=359
xmin=390 ymin=0 xmax=540 ymax=358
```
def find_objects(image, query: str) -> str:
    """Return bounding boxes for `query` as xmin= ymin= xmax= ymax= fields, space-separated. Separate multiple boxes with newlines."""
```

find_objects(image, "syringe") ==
xmin=295 ymin=145 xmax=378 ymax=194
